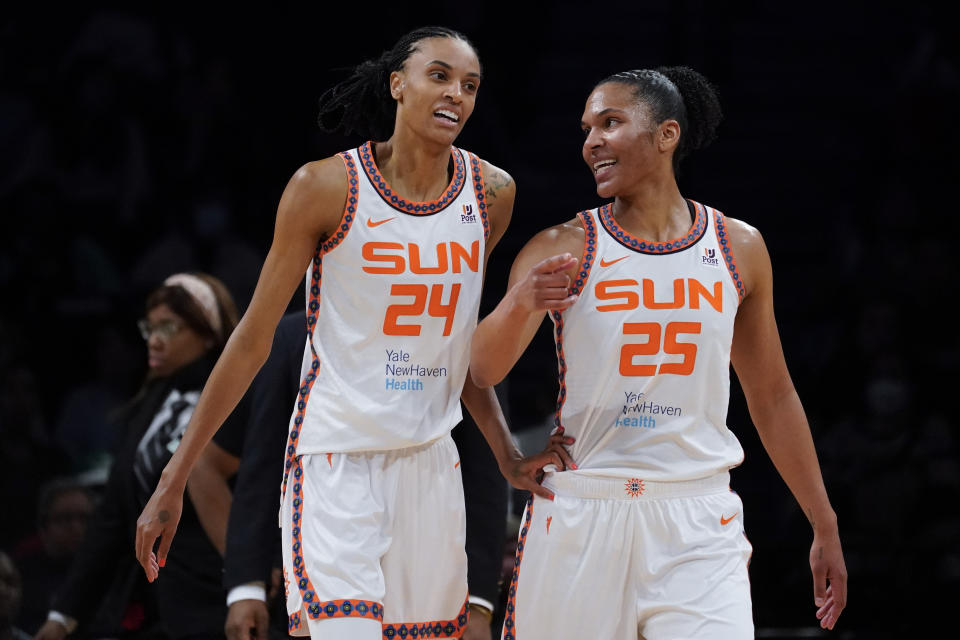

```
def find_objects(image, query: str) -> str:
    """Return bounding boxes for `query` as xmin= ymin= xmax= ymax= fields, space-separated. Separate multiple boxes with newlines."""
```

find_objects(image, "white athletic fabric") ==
xmin=278 ymin=142 xmax=487 ymax=638
xmin=550 ymin=201 xmax=745 ymax=481
xmin=503 ymin=472 xmax=753 ymax=640
xmin=295 ymin=141 xmax=488 ymax=455
xmin=282 ymin=436 xmax=469 ymax=637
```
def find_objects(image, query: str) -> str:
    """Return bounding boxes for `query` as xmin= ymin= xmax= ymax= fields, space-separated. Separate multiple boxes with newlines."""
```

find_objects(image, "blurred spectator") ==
xmin=54 ymin=326 xmax=141 ymax=478
xmin=0 ymin=552 xmax=31 ymax=640
xmin=32 ymin=273 xmax=243 ymax=640
xmin=0 ymin=368 xmax=71 ymax=549
xmin=13 ymin=480 xmax=94 ymax=634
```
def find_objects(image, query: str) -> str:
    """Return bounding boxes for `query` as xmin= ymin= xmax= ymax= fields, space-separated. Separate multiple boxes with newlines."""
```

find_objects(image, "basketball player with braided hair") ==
xmin=135 ymin=26 xmax=561 ymax=640
xmin=471 ymin=67 xmax=848 ymax=638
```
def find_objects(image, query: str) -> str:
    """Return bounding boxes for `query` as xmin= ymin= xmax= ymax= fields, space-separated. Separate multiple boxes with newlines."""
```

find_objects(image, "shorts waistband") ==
xmin=542 ymin=470 xmax=730 ymax=500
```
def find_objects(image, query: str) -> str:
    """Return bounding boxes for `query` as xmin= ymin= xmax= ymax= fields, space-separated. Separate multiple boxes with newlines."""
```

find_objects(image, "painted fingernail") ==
xmin=159 ymin=557 xmax=166 ymax=568
xmin=570 ymin=463 xmax=578 ymax=470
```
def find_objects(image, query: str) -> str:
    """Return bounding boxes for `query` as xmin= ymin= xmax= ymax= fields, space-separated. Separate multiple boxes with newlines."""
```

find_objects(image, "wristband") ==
xmin=467 ymin=602 xmax=493 ymax=622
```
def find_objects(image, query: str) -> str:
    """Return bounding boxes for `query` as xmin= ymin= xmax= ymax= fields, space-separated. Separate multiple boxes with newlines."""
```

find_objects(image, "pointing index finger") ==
xmin=534 ymin=253 xmax=578 ymax=274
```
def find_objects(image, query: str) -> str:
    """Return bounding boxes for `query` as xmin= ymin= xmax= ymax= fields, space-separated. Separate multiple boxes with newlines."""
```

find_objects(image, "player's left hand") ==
xmin=810 ymin=526 xmax=847 ymax=630
xmin=499 ymin=434 xmax=576 ymax=501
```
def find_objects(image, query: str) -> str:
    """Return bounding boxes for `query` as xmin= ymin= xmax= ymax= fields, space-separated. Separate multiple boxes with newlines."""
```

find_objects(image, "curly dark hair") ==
xmin=598 ymin=66 xmax=723 ymax=172
xmin=317 ymin=26 xmax=478 ymax=142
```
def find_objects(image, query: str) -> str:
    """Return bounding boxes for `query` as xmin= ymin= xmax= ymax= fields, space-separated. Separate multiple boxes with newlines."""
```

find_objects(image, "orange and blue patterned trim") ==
xmin=320 ymin=152 xmax=360 ymax=254
xmin=467 ymin=152 xmax=490 ymax=240
xmin=549 ymin=209 xmax=597 ymax=432
xmin=598 ymin=200 xmax=707 ymax=254
xmin=358 ymin=141 xmax=466 ymax=215
xmin=382 ymin=596 xmax=469 ymax=638
xmin=280 ymin=151 xmax=359 ymax=501
xmin=712 ymin=209 xmax=745 ymax=302
xmin=286 ymin=458 xmax=384 ymax=634
xmin=281 ymin=153 xmax=360 ymax=630
xmin=571 ymin=210 xmax=598 ymax=296
xmin=502 ymin=499 xmax=533 ymax=640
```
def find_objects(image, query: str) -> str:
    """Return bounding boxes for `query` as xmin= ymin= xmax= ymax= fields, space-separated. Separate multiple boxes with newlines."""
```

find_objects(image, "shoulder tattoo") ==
xmin=484 ymin=168 xmax=513 ymax=208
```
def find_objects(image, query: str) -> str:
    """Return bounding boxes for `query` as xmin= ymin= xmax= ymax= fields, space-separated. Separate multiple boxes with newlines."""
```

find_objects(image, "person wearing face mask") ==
xmin=471 ymin=67 xmax=848 ymax=639
xmin=35 ymin=273 xmax=244 ymax=640
xmin=135 ymin=27 xmax=559 ymax=640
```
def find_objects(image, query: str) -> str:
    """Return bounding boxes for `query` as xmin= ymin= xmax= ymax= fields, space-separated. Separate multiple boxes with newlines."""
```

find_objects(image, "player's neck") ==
xmin=612 ymin=178 xmax=689 ymax=243
xmin=374 ymin=134 xmax=452 ymax=203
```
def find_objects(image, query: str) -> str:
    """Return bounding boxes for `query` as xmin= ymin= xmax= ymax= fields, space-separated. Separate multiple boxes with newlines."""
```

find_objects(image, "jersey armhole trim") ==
xmin=713 ymin=209 xmax=746 ymax=302
xmin=569 ymin=209 xmax=597 ymax=296
xmin=320 ymin=151 xmax=360 ymax=256
xmin=468 ymin=152 xmax=491 ymax=241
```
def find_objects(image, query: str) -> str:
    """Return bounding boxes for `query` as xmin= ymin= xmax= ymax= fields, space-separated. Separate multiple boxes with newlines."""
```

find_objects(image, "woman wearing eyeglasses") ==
xmin=34 ymin=272 xmax=245 ymax=640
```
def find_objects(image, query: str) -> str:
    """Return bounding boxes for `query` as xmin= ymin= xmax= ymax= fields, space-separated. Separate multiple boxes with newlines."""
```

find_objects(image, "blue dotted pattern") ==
xmin=467 ymin=153 xmax=490 ymax=240
xmin=358 ymin=141 xmax=465 ymax=215
xmin=598 ymin=201 xmax=707 ymax=254
xmin=550 ymin=209 xmax=597 ymax=431
xmin=380 ymin=598 xmax=469 ymax=638
xmin=713 ymin=209 xmax=745 ymax=302
xmin=502 ymin=499 xmax=534 ymax=640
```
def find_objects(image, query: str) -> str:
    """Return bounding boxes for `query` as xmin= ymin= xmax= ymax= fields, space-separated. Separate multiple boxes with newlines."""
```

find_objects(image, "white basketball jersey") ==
xmin=284 ymin=142 xmax=489 ymax=467
xmin=552 ymin=201 xmax=745 ymax=481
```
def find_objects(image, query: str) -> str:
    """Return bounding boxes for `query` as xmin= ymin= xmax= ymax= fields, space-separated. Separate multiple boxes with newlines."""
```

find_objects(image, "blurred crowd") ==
xmin=2 ymin=6 xmax=958 ymax=638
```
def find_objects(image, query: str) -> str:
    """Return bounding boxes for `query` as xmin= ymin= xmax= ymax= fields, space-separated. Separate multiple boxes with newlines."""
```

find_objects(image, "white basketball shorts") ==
xmin=281 ymin=434 xmax=469 ymax=639
xmin=502 ymin=471 xmax=753 ymax=640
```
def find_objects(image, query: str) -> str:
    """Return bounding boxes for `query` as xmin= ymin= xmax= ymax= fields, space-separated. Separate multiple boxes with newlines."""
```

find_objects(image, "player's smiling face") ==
xmin=391 ymin=37 xmax=481 ymax=145
xmin=581 ymin=82 xmax=662 ymax=199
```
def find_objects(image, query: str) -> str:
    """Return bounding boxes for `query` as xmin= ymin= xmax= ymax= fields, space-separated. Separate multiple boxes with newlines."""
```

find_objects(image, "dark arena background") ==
xmin=1 ymin=3 xmax=957 ymax=638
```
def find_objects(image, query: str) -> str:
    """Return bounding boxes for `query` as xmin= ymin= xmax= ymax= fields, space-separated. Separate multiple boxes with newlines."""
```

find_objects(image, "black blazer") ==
xmin=223 ymin=312 xmax=507 ymax=610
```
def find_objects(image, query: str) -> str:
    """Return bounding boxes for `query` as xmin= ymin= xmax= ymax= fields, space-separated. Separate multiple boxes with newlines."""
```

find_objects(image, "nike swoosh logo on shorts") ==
xmin=720 ymin=512 xmax=738 ymax=526
xmin=367 ymin=216 xmax=396 ymax=228
xmin=599 ymin=256 xmax=628 ymax=267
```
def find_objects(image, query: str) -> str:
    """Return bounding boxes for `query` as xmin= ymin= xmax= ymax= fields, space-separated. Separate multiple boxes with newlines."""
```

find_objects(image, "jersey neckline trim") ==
xmin=358 ymin=140 xmax=466 ymax=216
xmin=597 ymin=199 xmax=707 ymax=255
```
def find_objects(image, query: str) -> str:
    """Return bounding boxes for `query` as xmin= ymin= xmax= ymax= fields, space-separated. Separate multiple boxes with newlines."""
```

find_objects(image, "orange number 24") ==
xmin=383 ymin=283 xmax=461 ymax=337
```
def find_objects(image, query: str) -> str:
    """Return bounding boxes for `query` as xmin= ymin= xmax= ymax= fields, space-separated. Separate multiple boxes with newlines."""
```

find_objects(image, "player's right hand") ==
xmin=34 ymin=620 xmax=67 ymax=640
xmin=135 ymin=483 xmax=184 ymax=582
xmin=225 ymin=599 xmax=269 ymax=640
xmin=508 ymin=253 xmax=579 ymax=313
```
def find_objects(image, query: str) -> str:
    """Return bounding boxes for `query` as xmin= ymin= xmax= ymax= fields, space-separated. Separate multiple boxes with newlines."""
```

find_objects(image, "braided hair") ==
xmin=317 ymin=26 xmax=477 ymax=142
xmin=599 ymin=66 xmax=723 ymax=172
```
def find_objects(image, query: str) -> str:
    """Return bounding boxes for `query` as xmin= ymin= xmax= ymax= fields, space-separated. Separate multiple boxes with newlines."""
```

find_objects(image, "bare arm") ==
xmin=470 ymin=220 xmax=584 ymax=388
xmin=458 ymin=162 xmax=565 ymax=499
xmin=135 ymin=156 xmax=348 ymax=579
xmin=185 ymin=441 xmax=240 ymax=555
xmin=727 ymin=217 xmax=847 ymax=630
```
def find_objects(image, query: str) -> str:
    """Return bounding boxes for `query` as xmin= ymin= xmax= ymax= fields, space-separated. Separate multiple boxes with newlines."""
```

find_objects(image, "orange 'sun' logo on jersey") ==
xmin=361 ymin=241 xmax=480 ymax=275
xmin=594 ymin=278 xmax=723 ymax=313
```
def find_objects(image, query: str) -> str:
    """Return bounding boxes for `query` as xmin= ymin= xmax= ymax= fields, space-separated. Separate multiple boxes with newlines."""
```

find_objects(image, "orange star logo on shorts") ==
xmin=546 ymin=516 xmax=553 ymax=534
xmin=624 ymin=478 xmax=645 ymax=497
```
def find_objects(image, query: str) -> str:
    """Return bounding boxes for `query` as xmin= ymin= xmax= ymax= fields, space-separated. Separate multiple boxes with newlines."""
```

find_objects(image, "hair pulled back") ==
xmin=599 ymin=66 xmax=722 ymax=171
xmin=145 ymin=272 xmax=238 ymax=351
xmin=317 ymin=26 xmax=477 ymax=142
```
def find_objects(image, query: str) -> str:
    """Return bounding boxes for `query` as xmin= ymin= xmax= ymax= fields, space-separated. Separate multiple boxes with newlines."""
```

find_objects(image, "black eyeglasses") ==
xmin=137 ymin=318 xmax=183 ymax=341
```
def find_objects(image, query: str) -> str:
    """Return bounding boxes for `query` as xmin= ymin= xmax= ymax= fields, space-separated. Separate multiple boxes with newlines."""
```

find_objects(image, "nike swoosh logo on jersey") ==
xmin=720 ymin=512 xmax=738 ymax=526
xmin=367 ymin=216 xmax=397 ymax=228
xmin=599 ymin=256 xmax=628 ymax=267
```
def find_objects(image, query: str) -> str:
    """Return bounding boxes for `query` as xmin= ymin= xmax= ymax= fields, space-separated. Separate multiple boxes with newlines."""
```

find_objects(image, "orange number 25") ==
xmin=619 ymin=321 xmax=701 ymax=376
